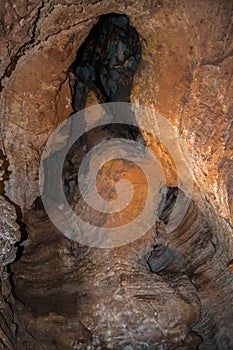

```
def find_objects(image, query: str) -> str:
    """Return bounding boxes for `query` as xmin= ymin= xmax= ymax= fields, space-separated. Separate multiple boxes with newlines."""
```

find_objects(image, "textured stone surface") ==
xmin=0 ymin=276 xmax=17 ymax=350
xmin=12 ymin=201 xmax=202 ymax=349
xmin=130 ymin=0 xmax=233 ymax=227
xmin=0 ymin=0 xmax=232 ymax=349
xmin=0 ymin=197 xmax=20 ymax=349
xmin=0 ymin=0 xmax=232 ymax=225
xmin=0 ymin=197 xmax=20 ymax=266
xmin=11 ymin=187 xmax=232 ymax=349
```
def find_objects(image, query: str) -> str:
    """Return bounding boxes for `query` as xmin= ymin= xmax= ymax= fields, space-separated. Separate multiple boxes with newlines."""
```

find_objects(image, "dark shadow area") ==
xmin=69 ymin=13 xmax=141 ymax=111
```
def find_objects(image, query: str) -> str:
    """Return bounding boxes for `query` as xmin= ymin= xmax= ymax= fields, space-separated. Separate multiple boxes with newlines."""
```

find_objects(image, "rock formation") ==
xmin=0 ymin=0 xmax=232 ymax=349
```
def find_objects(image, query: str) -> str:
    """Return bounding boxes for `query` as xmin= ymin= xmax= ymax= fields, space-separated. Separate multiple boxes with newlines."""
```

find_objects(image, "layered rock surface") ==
xmin=10 ymin=192 xmax=200 ymax=349
xmin=10 ymin=187 xmax=233 ymax=349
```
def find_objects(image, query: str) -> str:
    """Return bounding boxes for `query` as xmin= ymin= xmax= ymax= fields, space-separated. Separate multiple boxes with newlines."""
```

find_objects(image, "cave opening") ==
xmin=69 ymin=13 xmax=141 ymax=110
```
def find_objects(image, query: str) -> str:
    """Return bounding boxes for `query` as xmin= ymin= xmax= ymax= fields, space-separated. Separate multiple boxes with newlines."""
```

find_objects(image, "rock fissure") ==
xmin=200 ymin=49 xmax=233 ymax=67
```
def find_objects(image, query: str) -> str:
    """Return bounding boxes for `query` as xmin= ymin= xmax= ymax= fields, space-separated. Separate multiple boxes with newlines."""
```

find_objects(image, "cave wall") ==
xmin=0 ymin=0 xmax=232 ymax=225
xmin=0 ymin=0 xmax=233 ymax=349
xmin=130 ymin=0 xmax=233 ymax=228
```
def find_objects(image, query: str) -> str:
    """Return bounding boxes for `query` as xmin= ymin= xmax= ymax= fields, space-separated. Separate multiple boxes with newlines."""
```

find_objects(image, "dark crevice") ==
xmin=157 ymin=186 xmax=179 ymax=224
xmin=200 ymin=49 xmax=233 ymax=67
xmin=69 ymin=13 xmax=141 ymax=111
xmin=2 ymin=273 xmax=19 ymax=336
xmin=32 ymin=196 xmax=45 ymax=211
